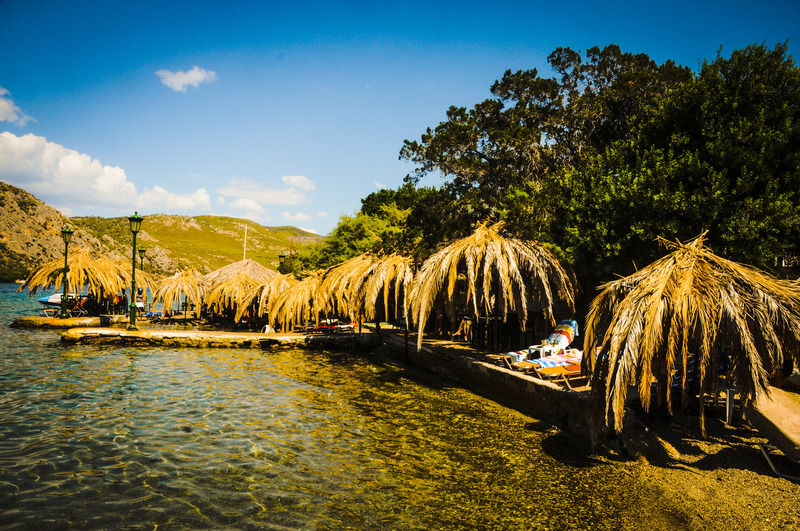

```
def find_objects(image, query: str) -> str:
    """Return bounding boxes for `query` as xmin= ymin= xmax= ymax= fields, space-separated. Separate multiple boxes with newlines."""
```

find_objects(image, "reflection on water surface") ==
xmin=1 ymin=285 xmax=658 ymax=529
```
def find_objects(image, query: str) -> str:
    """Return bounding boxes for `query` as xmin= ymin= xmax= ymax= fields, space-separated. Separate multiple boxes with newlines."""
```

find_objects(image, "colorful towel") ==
xmin=531 ymin=350 xmax=583 ymax=368
xmin=506 ymin=351 xmax=529 ymax=363
xmin=532 ymin=357 xmax=569 ymax=368
xmin=546 ymin=319 xmax=579 ymax=351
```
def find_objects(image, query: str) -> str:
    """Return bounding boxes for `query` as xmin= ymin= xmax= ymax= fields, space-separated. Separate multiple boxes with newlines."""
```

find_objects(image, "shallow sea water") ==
xmin=0 ymin=284 xmax=672 ymax=529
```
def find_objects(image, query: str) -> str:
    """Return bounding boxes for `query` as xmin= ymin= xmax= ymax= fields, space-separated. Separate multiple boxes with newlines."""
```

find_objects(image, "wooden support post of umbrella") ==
xmin=583 ymin=233 xmax=800 ymax=445
xmin=408 ymin=221 xmax=575 ymax=352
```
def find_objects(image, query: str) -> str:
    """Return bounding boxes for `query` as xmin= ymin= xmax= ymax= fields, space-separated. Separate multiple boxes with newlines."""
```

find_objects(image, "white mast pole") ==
xmin=243 ymin=224 xmax=248 ymax=260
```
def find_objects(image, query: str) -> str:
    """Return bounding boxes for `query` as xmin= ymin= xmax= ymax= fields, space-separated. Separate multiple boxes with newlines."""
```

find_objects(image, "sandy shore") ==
xmin=598 ymin=412 xmax=800 ymax=530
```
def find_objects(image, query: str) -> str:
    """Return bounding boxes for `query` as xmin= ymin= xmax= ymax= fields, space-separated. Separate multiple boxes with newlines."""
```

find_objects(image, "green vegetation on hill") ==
xmin=70 ymin=214 xmax=323 ymax=274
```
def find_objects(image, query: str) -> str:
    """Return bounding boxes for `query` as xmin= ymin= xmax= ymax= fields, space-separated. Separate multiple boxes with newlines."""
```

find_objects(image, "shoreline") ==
xmin=368 ymin=327 xmax=800 ymax=529
xmin=11 ymin=316 xmax=800 ymax=528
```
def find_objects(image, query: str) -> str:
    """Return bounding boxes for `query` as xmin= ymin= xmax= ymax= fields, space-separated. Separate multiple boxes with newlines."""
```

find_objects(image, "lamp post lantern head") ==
xmin=128 ymin=212 xmax=143 ymax=234
xmin=138 ymin=247 xmax=146 ymax=259
xmin=61 ymin=226 xmax=73 ymax=244
xmin=278 ymin=252 xmax=286 ymax=265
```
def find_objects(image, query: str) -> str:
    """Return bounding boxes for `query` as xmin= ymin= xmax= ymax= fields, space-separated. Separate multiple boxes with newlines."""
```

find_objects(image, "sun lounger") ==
xmin=533 ymin=364 xmax=587 ymax=389
xmin=68 ymin=297 xmax=89 ymax=317
xmin=304 ymin=322 xmax=356 ymax=334
xmin=486 ymin=349 xmax=586 ymax=388
xmin=484 ymin=350 xmax=530 ymax=369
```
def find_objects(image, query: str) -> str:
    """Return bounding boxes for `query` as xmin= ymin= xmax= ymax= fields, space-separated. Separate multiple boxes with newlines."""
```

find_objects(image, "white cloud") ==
xmin=0 ymin=87 xmax=34 ymax=126
xmin=373 ymin=181 xmax=388 ymax=189
xmin=216 ymin=195 xmax=225 ymax=205
xmin=140 ymin=185 xmax=211 ymax=211
xmin=283 ymin=211 xmax=310 ymax=222
xmin=281 ymin=174 xmax=315 ymax=191
xmin=316 ymin=211 xmax=328 ymax=218
xmin=230 ymin=198 xmax=265 ymax=214
xmin=217 ymin=176 xmax=319 ymax=223
xmin=0 ymin=132 xmax=210 ymax=213
xmin=156 ymin=66 xmax=217 ymax=92
xmin=217 ymin=177 xmax=307 ymax=205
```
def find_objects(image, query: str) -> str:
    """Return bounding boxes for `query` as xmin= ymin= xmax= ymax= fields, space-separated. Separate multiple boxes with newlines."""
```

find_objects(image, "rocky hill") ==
xmin=0 ymin=181 xmax=324 ymax=281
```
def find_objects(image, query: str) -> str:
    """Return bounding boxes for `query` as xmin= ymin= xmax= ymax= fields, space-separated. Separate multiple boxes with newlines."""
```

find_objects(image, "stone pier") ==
xmin=60 ymin=327 xmax=382 ymax=350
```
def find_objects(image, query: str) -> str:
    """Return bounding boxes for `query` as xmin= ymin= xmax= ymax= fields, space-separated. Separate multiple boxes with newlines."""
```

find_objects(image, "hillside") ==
xmin=70 ymin=214 xmax=322 ymax=274
xmin=0 ymin=181 xmax=324 ymax=281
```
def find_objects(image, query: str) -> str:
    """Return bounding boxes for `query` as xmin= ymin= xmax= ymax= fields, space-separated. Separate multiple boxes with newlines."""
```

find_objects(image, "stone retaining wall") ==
xmin=59 ymin=327 xmax=382 ymax=351
xmin=377 ymin=332 xmax=590 ymax=437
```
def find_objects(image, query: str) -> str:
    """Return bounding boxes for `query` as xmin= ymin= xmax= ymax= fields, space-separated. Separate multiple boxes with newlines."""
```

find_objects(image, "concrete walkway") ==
xmin=11 ymin=315 xmax=127 ymax=329
xmin=60 ymin=327 xmax=381 ymax=350
xmin=746 ymin=385 xmax=800 ymax=463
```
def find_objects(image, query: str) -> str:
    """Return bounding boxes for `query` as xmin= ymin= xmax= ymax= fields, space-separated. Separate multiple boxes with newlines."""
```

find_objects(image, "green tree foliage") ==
xmin=296 ymin=212 xmax=389 ymax=270
xmin=401 ymin=45 xmax=691 ymax=241
xmin=298 ymin=184 xmax=457 ymax=269
xmin=317 ymin=43 xmax=799 ymax=288
xmin=562 ymin=43 xmax=800 ymax=276
xmin=360 ymin=183 xmax=458 ymax=258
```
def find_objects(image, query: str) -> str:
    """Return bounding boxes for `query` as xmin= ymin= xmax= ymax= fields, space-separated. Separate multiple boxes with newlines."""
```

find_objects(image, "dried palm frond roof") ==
xmin=153 ymin=269 xmax=204 ymax=311
xmin=205 ymin=271 xmax=270 ymax=317
xmin=584 ymin=233 xmax=800 ymax=442
xmin=408 ymin=221 xmax=575 ymax=351
xmin=202 ymin=258 xmax=278 ymax=288
xmin=19 ymin=247 xmax=130 ymax=297
xmin=317 ymin=254 xmax=380 ymax=319
xmin=269 ymin=270 xmax=324 ymax=332
xmin=351 ymin=253 xmax=415 ymax=325
xmin=235 ymin=273 xmax=297 ymax=322
xmin=202 ymin=259 xmax=279 ymax=319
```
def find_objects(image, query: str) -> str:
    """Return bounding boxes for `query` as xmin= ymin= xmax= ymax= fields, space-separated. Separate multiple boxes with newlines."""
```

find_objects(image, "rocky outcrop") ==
xmin=0 ymin=181 xmax=114 ymax=280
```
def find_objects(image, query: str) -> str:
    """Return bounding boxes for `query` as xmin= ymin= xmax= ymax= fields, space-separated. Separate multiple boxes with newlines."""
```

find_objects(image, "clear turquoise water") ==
xmin=0 ymin=284 xmax=667 ymax=529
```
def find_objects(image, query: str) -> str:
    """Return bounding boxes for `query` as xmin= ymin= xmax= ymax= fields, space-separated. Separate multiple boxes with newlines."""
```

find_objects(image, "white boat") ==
xmin=38 ymin=293 xmax=63 ymax=307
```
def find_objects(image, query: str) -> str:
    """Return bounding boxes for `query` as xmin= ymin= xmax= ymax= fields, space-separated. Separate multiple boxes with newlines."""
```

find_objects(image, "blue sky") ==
xmin=1 ymin=0 xmax=798 ymax=235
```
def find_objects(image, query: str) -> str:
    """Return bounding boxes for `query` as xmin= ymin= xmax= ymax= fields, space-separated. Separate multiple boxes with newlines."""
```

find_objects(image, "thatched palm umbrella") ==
xmin=269 ymin=270 xmax=324 ymax=332
xmin=202 ymin=258 xmax=277 ymax=288
xmin=202 ymin=259 xmax=278 ymax=320
xmin=235 ymin=272 xmax=297 ymax=323
xmin=408 ymin=221 xmax=575 ymax=351
xmin=317 ymin=254 xmax=380 ymax=319
xmin=115 ymin=259 xmax=160 ymax=296
xmin=19 ymin=247 xmax=129 ymax=297
xmin=153 ymin=269 xmax=204 ymax=315
xmin=351 ymin=253 xmax=415 ymax=326
xmin=584 ymin=233 xmax=800 ymax=441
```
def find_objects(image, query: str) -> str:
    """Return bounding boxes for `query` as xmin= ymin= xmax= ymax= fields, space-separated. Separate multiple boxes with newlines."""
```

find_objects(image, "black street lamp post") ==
xmin=127 ymin=212 xmax=143 ymax=330
xmin=138 ymin=247 xmax=146 ymax=270
xmin=59 ymin=226 xmax=73 ymax=318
